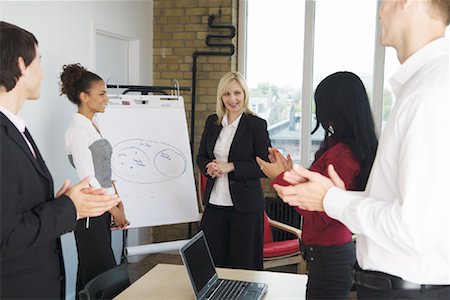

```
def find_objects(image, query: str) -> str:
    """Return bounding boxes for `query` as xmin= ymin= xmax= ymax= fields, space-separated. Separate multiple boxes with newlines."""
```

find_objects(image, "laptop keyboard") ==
xmin=205 ymin=279 xmax=250 ymax=300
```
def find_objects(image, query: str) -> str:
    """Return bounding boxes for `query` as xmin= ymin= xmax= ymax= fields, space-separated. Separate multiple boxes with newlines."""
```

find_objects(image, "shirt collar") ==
xmin=389 ymin=37 xmax=449 ymax=96
xmin=73 ymin=112 xmax=98 ymax=127
xmin=0 ymin=105 xmax=26 ymax=133
xmin=221 ymin=113 xmax=243 ymax=128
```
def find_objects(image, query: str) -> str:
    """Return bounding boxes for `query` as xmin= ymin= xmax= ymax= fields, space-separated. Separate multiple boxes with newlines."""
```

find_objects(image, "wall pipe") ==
xmin=190 ymin=12 xmax=236 ymax=155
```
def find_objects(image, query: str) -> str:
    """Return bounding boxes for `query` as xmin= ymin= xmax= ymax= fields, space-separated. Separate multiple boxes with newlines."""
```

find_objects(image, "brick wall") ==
xmin=152 ymin=0 xmax=238 ymax=242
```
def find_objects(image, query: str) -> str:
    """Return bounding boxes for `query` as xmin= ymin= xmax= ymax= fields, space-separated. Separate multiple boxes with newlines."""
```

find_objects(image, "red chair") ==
xmin=263 ymin=212 xmax=306 ymax=274
xmin=198 ymin=172 xmax=208 ymax=216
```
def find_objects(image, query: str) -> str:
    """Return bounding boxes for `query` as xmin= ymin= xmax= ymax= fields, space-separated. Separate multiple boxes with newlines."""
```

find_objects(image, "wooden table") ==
xmin=115 ymin=264 xmax=307 ymax=299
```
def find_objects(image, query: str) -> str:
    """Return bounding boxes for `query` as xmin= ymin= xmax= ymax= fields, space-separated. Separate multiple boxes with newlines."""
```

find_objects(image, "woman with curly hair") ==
xmin=60 ymin=63 xmax=129 ymax=294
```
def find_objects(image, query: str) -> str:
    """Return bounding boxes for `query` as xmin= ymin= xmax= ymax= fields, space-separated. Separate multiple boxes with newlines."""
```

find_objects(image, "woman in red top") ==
xmin=257 ymin=71 xmax=378 ymax=299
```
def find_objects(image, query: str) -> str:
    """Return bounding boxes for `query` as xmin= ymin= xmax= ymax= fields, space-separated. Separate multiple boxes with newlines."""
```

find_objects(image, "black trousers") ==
xmin=303 ymin=241 xmax=356 ymax=300
xmin=356 ymin=270 xmax=450 ymax=300
xmin=200 ymin=204 xmax=263 ymax=270
xmin=74 ymin=212 xmax=116 ymax=294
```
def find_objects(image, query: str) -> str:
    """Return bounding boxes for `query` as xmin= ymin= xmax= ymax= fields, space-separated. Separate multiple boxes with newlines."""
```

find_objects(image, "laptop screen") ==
xmin=181 ymin=232 xmax=216 ymax=293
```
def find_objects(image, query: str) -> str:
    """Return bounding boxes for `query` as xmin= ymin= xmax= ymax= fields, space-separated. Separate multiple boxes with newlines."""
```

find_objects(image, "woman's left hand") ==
xmin=110 ymin=201 xmax=130 ymax=230
xmin=212 ymin=160 xmax=235 ymax=176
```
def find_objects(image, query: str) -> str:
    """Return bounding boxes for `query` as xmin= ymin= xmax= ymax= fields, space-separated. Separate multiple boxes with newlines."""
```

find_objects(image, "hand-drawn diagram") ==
xmin=111 ymin=139 xmax=187 ymax=184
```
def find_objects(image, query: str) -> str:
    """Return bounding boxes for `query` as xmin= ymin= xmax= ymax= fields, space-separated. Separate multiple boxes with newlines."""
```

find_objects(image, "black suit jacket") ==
xmin=197 ymin=113 xmax=271 ymax=213
xmin=0 ymin=112 xmax=77 ymax=299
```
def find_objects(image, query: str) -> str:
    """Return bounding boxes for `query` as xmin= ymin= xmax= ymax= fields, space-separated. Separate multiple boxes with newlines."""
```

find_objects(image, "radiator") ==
xmin=265 ymin=197 xmax=302 ymax=241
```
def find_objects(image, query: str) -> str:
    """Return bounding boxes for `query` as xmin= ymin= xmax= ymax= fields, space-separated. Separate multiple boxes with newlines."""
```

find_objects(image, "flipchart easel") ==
xmin=99 ymin=81 xmax=199 ymax=260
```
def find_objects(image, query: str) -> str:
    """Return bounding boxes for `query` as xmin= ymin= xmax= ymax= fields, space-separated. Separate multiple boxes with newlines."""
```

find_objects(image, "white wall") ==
xmin=1 ymin=1 xmax=153 ymax=299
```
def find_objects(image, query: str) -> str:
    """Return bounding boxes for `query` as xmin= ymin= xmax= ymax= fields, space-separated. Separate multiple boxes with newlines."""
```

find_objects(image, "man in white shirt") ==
xmin=272 ymin=1 xmax=450 ymax=298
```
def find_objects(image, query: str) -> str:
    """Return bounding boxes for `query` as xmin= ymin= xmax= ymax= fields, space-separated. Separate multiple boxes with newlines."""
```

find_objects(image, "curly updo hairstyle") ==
xmin=60 ymin=63 xmax=103 ymax=105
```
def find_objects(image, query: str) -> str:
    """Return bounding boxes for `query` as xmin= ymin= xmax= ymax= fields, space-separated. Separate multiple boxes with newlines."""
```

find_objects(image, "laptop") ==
xmin=180 ymin=231 xmax=268 ymax=300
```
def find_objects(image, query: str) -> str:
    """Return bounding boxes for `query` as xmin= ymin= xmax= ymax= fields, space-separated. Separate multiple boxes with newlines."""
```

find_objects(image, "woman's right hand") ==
xmin=268 ymin=147 xmax=293 ymax=170
xmin=206 ymin=161 xmax=222 ymax=178
xmin=256 ymin=147 xmax=292 ymax=180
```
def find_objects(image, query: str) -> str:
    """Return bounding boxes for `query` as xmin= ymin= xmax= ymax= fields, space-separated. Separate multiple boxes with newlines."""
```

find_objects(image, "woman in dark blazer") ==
xmin=197 ymin=71 xmax=271 ymax=270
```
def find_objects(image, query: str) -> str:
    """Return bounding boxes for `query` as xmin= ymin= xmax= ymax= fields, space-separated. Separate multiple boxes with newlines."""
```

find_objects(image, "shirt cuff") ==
xmin=323 ymin=187 xmax=349 ymax=223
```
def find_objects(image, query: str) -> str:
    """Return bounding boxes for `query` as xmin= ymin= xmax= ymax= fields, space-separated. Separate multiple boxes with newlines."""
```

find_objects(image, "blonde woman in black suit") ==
xmin=197 ymin=71 xmax=271 ymax=270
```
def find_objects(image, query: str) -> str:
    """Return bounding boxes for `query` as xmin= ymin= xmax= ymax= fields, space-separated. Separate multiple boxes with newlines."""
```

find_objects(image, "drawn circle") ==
xmin=111 ymin=139 xmax=187 ymax=183
xmin=112 ymin=146 xmax=151 ymax=177
xmin=154 ymin=149 xmax=186 ymax=178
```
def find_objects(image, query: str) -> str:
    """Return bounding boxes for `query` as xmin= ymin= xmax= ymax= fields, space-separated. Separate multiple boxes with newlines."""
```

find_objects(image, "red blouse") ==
xmin=272 ymin=142 xmax=360 ymax=246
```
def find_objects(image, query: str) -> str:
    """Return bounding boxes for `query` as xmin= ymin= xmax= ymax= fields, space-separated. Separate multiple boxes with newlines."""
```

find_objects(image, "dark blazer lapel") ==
xmin=228 ymin=114 xmax=250 ymax=160
xmin=207 ymin=121 xmax=222 ymax=157
xmin=25 ymin=128 xmax=53 ymax=185
xmin=1 ymin=114 xmax=52 ymax=184
xmin=231 ymin=113 xmax=250 ymax=144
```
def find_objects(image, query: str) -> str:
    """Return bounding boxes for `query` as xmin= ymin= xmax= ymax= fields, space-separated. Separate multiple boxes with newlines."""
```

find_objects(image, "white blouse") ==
xmin=65 ymin=113 xmax=111 ymax=191
xmin=209 ymin=113 xmax=242 ymax=206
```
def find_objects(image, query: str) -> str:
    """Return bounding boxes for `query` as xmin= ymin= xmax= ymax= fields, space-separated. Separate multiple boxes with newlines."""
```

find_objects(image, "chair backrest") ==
xmin=263 ymin=212 xmax=274 ymax=244
xmin=78 ymin=264 xmax=130 ymax=300
xmin=198 ymin=172 xmax=208 ymax=212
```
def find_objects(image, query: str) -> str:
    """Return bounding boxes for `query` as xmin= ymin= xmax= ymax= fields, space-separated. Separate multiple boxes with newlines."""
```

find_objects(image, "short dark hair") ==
xmin=312 ymin=71 xmax=378 ymax=191
xmin=0 ymin=21 xmax=38 ymax=91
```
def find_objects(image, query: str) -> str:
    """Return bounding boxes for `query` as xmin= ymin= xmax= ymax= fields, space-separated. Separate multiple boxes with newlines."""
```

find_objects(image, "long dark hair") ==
xmin=312 ymin=71 xmax=378 ymax=190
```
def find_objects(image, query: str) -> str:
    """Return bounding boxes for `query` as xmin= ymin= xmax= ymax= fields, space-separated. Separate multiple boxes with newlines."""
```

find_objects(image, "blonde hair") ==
xmin=215 ymin=71 xmax=253 ymax=124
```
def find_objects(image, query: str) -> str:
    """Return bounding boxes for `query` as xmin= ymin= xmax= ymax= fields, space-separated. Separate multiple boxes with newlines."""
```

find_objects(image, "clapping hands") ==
xmin=58 ymin=177 xmax=121 ymax=219
xmin=273 ymin=164 xmax=346 ymax=211
xmin=256 ymin=147 xmax=293 ymax=179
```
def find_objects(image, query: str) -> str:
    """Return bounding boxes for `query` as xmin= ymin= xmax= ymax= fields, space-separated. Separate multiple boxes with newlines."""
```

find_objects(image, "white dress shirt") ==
xmin=209 ymin=113 xmax=242 ymax=206
xmin=0 ymin=106 xmax=36 ymax=158
xmin=324 ymin=38 xmax=450 ymax=284
xmin=65 ymin=113 xmax=108 ymax=190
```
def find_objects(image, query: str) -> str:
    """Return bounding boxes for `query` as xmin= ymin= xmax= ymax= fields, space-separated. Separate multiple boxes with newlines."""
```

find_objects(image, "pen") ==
xmin=86 ymin=183 xmax=93 ymax=229
xmin=111 ymin=180 xmax=119 ymax=229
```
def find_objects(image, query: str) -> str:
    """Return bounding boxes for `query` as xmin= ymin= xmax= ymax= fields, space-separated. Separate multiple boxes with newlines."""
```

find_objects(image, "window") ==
xmin=312 ymin=0 xmax=377 ymax=160
xmin=246 ymin=0 xmax=306 ymax=161
xmin=244 ymin=0 xmax=382 ymax=165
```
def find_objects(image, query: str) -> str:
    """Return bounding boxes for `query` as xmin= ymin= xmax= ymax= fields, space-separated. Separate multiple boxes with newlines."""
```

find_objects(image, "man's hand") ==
xmin=56 ymin=179 xmax=71 ymax=198
xmin=65 ymin=177 xmax=121 ymax=219
xmin=273 ymin=164 xmax=345 ymax=211
xmin=327 ymin=164 xmax=346 ymax=189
